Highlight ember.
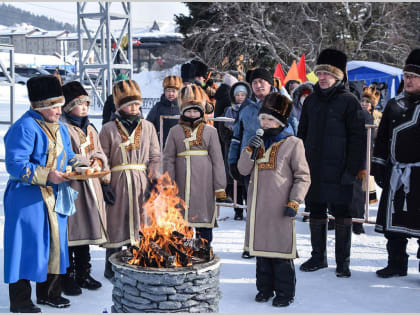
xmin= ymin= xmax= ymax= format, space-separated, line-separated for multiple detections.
xmin=126 ymin=173 xmax=213 ymax=268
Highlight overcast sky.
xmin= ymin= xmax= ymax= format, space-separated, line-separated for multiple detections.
xmin=6 ymin=2 xmax=189 ymax=30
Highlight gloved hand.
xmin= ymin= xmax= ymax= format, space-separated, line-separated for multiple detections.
xmin=284 ymin=207 xmax=297 ymax=217
xmin=101 ymin=183 xmax=115 ymax=205
xmin=144 ymin=178 xmax=159 ymax=201
xmin=229 ymin=163 xmax=241 ymax=181
xmin=247 ymin=135 xmax=263 ymax=150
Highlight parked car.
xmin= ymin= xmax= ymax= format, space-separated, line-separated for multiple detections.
xmin=44 ymin=68 xmax=77 ymax=84
xmin=13 ymin=66 xmax=51 ymax=78
xmin=0 ymin=72 xmax=29 ymax=85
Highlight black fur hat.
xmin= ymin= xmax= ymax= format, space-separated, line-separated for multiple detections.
xmin=191 ymin=59 xmax=208 ymax=78
xmin=245 ymin=69 xmax=254 ymax=84
xmin=259 ymin=92 xmax=293 ymax=127
xmin=249 ymin=68 xmax=274 ymax=86
xmin=181 ymin=63 xmax=196 ymax=83
xmin=404 ymin=48 xmax=420 ymax=76
xmin=27 ymin=75 xmax=64 ymax=110
xmin=62 ymin=81 xmax=90 ymax=113
xmin=314 ymin=48 xmax=347 ymax=81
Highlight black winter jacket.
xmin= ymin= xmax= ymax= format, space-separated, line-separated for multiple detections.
xmin=146 ymin=94 xmax=180 ymax=147
xmin=297 ymin=82 xmax=366 ymax=204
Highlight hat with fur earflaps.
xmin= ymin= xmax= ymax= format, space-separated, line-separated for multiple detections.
xmin=163 ymin=75 xmax=183 ymax=90
xmin=27 ymin=75 xmax=65 ymax=110
xmin=258 ymin=93 xmax=293 ymax=128
xmin=362 ymin=85 xmax=381 ymax=108
xmin=178 ymin=84 xmax=207 ymax=115
xmin=404 ymin=48 xmax=420 ymax=77
xmin=181 ymin=63 xmax=196 ymax=83
xmin=191 ymin=59 xmax=208 ymax=78
xmin=62 ymin=81 xmax=90 ymax=113
xmin=314 ymin=48 xmax=347 ymax=81
xmin=113 ymin=80 xmax=142 ymax=110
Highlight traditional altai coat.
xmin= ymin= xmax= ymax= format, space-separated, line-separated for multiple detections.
xmin=238 ymin=136 xmax=310 ymax=258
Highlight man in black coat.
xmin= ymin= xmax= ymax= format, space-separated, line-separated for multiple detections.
xmin=372 ymin=48 xmax=420 ymax=278
xmin=297 ymin=48 xmax=366 ymax=278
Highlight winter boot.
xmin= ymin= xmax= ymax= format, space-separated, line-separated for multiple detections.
xmin=76 ymin=268 xmax=102 ymax=290
xmin=376 ymin=238 xmax=408 ymax=278
xmin=9 ymin=280 xmax=41 ymax=313
xmin=352 ymin=222 xmax=365 ymax=235
xmin=335 ymin=218 xmax=352 ymax=278
xmin=104 ymin=247 xmax=121 ymax=280
xmin=300 ymin=219 xmax=328 ymax=272
xmin=36 ymin=274 xmax=70 ymax=308
xmin=62 ymin=269 xmax=82 ymax=296
xmin=234 ymin=209 xmax=244 ymax=220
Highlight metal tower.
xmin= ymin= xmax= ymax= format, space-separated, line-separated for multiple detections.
xmin=77 ymin=2 xmax=133 ymax=108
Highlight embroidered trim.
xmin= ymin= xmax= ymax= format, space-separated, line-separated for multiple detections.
xmin=115 ymin=119 xmax=142 ymax=151
xmin=183 ymin=123 xmax=205 ymax=147
xmin=372 ymin=156 xmax=387 ymax=165
xmin=72 ymin=126 xmax=95 ymax=154
xmin=258 ymin=141 xmax=282 ymax=170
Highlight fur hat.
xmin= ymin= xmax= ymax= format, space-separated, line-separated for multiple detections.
xmin=230 ymin=81 xmax=251 ymax=103
xmin=27 ymin=75 xmax=65 ymax=110
xmin=249 ymin=68 xmax=274 ymax=86
xmin=245 ymin=69 xmax=254 ymax=84
xmin=314 ymin=48 xmax=347 ymax=81
xmin=113 ymin=79 xmax=142 ymax=110
xmin=258 ymin=93 xmax=293 ymax=127
xmin=62 ymin=81 xmax=90 ymax=113
xmin=403 ymin=48 xmax=420 ymax=77
xmin=163 ymin=75 xmax=182 ymax=90
xmin=178 ymin=84 xmax=207 ymax=115
xmin=191 ymin=60 xmax=208 ymax=78
xmin=181 ymin=63 xmax=196 ymax=83
xmin=362 ymin=85 xmax=381 ymax=108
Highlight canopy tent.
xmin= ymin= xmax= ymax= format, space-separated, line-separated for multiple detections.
xmin=347 ymin=61 xmax=403 ymax=99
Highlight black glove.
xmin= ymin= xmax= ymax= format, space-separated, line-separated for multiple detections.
xmin=247 ymin=135 xmax=263 ymax=150
xmin=284 ymin=207 xmax=297 ymax=217
xmin=101 ymin=183 xmax=115 ymax=205
xmin=144 ymin=178 xmax=159 ymax=201
xmin=229 ymin=163 xmax=241 ymax=181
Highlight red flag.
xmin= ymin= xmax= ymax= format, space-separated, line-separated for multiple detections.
xmin=284 ymin=60 xmax=300 ymax=84
xmin=297 ymin=53 xmax=307 ymax=82
xmin=273 ymin=63 xmax=286 ymax=84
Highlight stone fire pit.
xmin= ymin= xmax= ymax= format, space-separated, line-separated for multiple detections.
xmin=109 ymin=252 xmax=221 ymax=313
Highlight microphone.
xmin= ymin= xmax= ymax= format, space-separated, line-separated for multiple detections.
xmin=251 ymin=128 xmax=264 ymax=161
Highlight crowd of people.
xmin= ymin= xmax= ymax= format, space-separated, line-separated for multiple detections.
xmin=3 ymin=47 xmax=420 ymax=312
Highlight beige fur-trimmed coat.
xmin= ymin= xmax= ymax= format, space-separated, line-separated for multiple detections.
xmin=238 ymin=136 xmax=310 ymax=258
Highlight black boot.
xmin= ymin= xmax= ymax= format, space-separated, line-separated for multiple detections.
xmin=376 ymin=238 xmax=408 ymax=278
xmin=62 ymin=269 xmax=82 ymax=296
xmin=105 ymin=247 xmax=121 ymax=280
xmin=234 ymin=209 xmax=244 ymax=220
xmin=74 ymin=245 xmax=102 ymax=290
xmin=335 ymin=218 xmax=352 ymax=278
xmin=352 ymin=222 xmax=365 ymax=235
xmin=9 ymin=280 xmax=41 ymax=313
xmin=36 ymin=274 xmax=70 ymax=308
xmin=300 ymin=219 xmax=328 ymax=272
xmin=76 ymin=267 xmax=102 ymax=290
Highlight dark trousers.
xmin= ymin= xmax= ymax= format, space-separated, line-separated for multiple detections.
xmin=256 ymin=257 xmax=296 ymax=298
xmin=196 ymin=228 xmax=213 ymax=245
xmin=307 ymin=202 xmax=352 ymax=220
xmin=105 ymin=247 xmax=122 ymax=276
xmin=68 ymin=245 xmax=90 ymax=275
xmin=226 ymin=182 xmax=246 ymax=215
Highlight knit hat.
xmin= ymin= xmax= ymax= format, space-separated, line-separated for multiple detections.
xmin=191 ymin=60 xmax=208 ymax=78
xmin=362 ymin=85 xmax=381 ymax=108
xmin=230 ymin=81 xmax=251 ymax=102
xmin=113 ymin=79 xmax=142 ymax=110
xmin=27 ymin=75 xmax=65 ymax=110
xmin=249 ymin=68 xmax=274 ymax=86
xmin=62 ymin=81 xmax=90 ymax=113
xmin=163 ymin=75 xmax=182 ymax=90
xmin=314 ymin=48 xmax=347 ymax=81
xmin=178 ymin=84 xmax=207 ymax=115
xmin=223 ymin=73 xmax=238 ymax=87
xmin=181 ymin=63 xmax=196 ymax=83
xmin=115 ymin=73 xmax=128 ymax=83
xmin=258 ymin=93 xmax=293 ymax=127
xmin=403 ymin=48 xmax=420 ymax=77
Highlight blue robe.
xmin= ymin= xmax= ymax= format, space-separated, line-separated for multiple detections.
xmin=3 ymin=109 xmax=76 ymax=284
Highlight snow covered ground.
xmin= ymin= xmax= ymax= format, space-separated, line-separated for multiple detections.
xmin=0 ymin=80 xmax=419 ymax=313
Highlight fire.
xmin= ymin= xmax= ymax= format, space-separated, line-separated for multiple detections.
xmin=127 ymin=173 xmax=212 ymax=268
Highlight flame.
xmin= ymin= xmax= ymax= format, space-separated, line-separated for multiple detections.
xmin=128 ymin=172 xmax=195 ymax=267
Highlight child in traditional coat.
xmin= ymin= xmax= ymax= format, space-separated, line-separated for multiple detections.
xmin=163 ymin=84 xmax=227 ymax=245
xmin=60 ymin=81 xmax=109 ymax=295
xmin=238 ymin=93 xmax=310 ymax=307
xmin=99 ymin=79 xmax=161 ymax=279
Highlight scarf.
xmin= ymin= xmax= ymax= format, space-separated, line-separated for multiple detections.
xmin=64 ymin=113 xmax=90 ymax=135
